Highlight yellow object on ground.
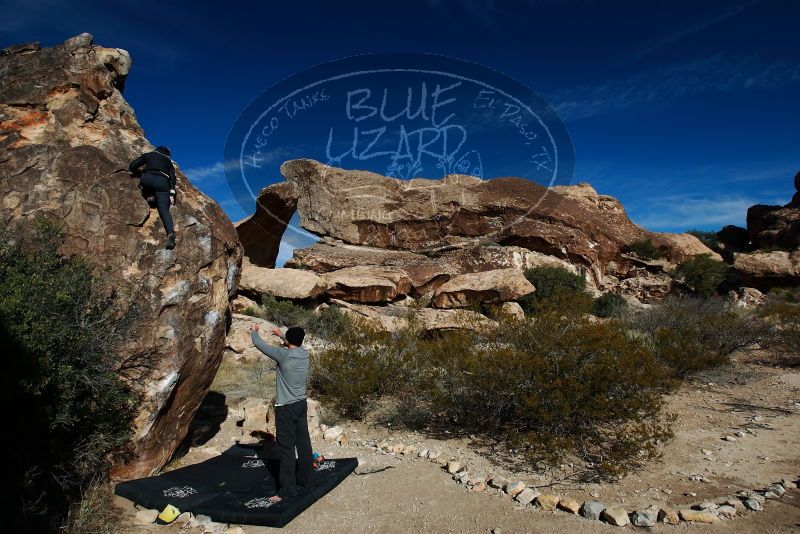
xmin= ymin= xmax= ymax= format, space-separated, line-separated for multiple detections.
xmin=157 ymin=504 xmax=181 ymax=523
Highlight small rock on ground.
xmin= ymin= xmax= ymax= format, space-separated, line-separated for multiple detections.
xmin=505 ymin=481 xmax=526 ymax=497
xmin=557 ymin=497 xmax=581 ymax=514
xmin=579 ymin=500 xmax=605 ymax=521
xmin=535 ymin=494 xmax=560 ymax=511
xmin=631 ymin=507 xmax=658 ymax=527
xmin=323 ymin=426 xmax=344 ymax=440
xmin=134 ymin=509 xmax=159 ymax=526
xmin=744 ymin=498 xmax=763 ymax=511
xmin=601 ymin=506 xmax=630 ymax=526
xmin=515 ymin=487 xmax=540 ymax=505
xmin=679 ymin=509 xmax=720 ymax=523
xmin=717 ymin=505 xmax=737 ymax=518
xmin=658 ymin=508 xmax=681 ymax=525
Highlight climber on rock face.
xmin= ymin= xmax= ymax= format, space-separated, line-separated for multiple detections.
xmin=128 ymin=146 xmax=177 ymax=250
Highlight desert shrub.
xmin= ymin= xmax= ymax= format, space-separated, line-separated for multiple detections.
xmin=592 ymin=293 xmax=628 ymax=318
xmin=672 ymin=254 xmax=726 ymax=297
xmin=623 ymin=238 xmax=663 ymax=260
xmin=759 ymin=291 xmax=800 ymax=365
xmin=307 ymin=305 xmax=351 ymax=340
xmin=310 ymin=320 xmax=422 ymax=418
xmin=0 ymin=221 xmax=141 ymax=532
xmin=687 ymin=229 xmax=720 ymax=249
xmin=629 ymin=296 xmax=763 ymax=377
xmin=64 ymin=482 xmax=123 ymax=534
xmin=432 ymin=315 xmax=670 ymax=480
xmin=258 ymin=295 xmax=314 ymax=327
xmin=312 ymin=311 xmax=671 ymax=481
xmin=257 ymin=296 xmax=350 ymax=340
xmin=519 ymin=266 xmax=592 ymax=314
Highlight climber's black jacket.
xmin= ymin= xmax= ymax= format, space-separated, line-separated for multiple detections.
xmin=129 ymin=150 xmax=176 ymax=198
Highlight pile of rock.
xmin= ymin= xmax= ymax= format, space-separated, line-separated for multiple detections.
xmin=233 ymin=159 xmax=721 ymax=332
xmin=415 ymin=445 xmax=799 ymax=528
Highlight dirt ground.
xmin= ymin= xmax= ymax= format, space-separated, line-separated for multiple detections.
xmin=117 ymin=354 xmax=800 ymax=533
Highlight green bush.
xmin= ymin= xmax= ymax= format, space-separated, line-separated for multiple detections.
xmin=257 ymin=296 xmax=350 ymax=340
xmin=592 ymin=293 xmax=628 ymax=318
xmin=258 ymin=295 xmax=314 ymax=327
xmin=0 ymin=221 xmax=140 ymax=532
xmin=519 ymin=266 xmax=592 ymax=315
xmin=310 ymin=320 xmax=423 ymax=418
xmin=623 ymin=238 xmax=664 ymax=260
xmin=687 ymin=229 xmax=720 ymax=249
xmin=759 ymin=291 xmax=800 ymax=366
xmin=672 ymin=254 xmax=726 ymax=297
xmin=629 ymin=296 xmax=763 ymax=377
xmin=312 ymin=312 xmax=672 ymax=481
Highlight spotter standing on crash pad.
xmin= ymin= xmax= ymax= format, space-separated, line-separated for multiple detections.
xmin=250 ymin=322 xmax=313 ymax=503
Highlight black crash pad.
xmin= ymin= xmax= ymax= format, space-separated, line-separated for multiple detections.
xmin=115 ymin=447 xmax=358 ymax=528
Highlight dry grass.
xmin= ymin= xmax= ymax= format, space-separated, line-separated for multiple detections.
xmin=210 ymin=355 xmax=276 ymax=401
xmin=64 ymin=482 xmax=123 ymax=534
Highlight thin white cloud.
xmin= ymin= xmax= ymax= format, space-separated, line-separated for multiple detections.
xmin=625 ymin=0 xmax=760 ymax=64
xmin=550 ymin=54 xmax=800 ymax=120
xmin=183 ymin=160 xmax=240 ymax=182
xmin=629 ymin=193 xmax=786 ymax=231
xmin=183 ymin=148 xmax=293 ymax=183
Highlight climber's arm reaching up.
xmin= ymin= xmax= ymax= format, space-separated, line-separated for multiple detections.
xmin=250 ymin=324 xmax=288 ymax=364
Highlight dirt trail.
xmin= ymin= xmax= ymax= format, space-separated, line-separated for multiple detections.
xmin=118 ymin=356 xmax=800 ymax=533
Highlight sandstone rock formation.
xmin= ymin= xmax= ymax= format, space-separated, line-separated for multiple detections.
xmin=246 ymin=160 xmax=714 ymax=276
xmin=733 ymin=250 xmax=800 ymax=286
xmin=239 ymin=259 xmax=325 ymax=300
xmin=330 ymin=299 xmax=497 ymax=333
xmin=431 ymin=268 xmax=535 ymax=308
xmin=745 ymin=171 xmax=800 ymax=250
xmin=0 ymin=35 xmax=242 ymax=478
xmin=730 ymin=172 xmax=800 ymax=288
xmin=236 ymin=159 xmax=718 ymax=315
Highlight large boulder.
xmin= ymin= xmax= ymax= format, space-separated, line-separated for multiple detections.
xmin=431 ymin=268 xmax=535 ymax=308
xmin=329 ymin=299 xmax=497 ymax=333
xmin=239 ymin=259 xmax=326 ymax=300
xmin=224 ymin=314 xmax=282 ymax=363
xmin=323 ymin=266 xmax=413 ymax=303
xmin=236 ymin=182 xmax=297 ymax=268
xmin=747 ymin=204 xmax=800 ymax=250
xmin=248 ymin=159 xmax=716 ymax=285
xmin=612 ymin=269 xmax=675 ymax=303
xmin=745 ymin=171 xmax=800 ymax=250
xmin=733 ymin=250 xmax=800 ymax=287
xmin=286 ymin=239 xmax=429 ymax=272
xmin=0 ymin=35 xmax=242 ymax=478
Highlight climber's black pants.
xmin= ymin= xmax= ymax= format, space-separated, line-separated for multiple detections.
xmin=139 ymin=172 xmax=174 ymax=236
xmin=274 ymin=399 xmax=313 ymax=498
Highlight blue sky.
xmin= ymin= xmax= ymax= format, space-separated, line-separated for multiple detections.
xmin=3 ymin=0 xmax=799 ymax=265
